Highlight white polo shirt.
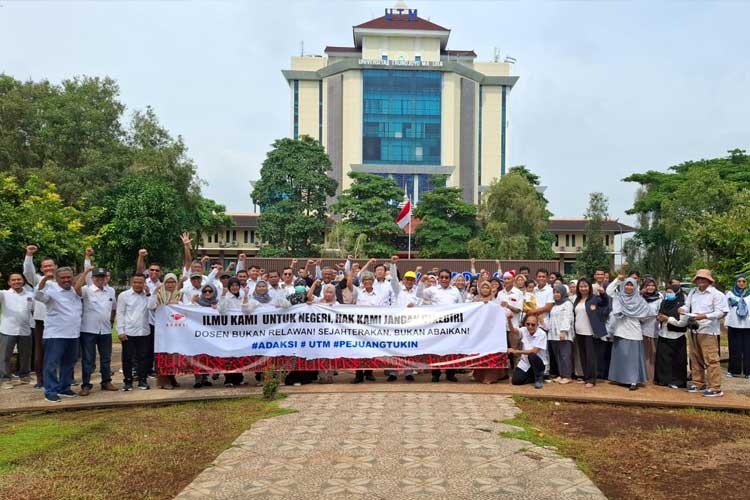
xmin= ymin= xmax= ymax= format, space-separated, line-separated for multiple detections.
xmin=0 ymin=289 xmax=34 ymax=336
xmin=533 ymin=285 xmax=555 ymax=322
xmin=80 ymin=284 xmax=117 ymax=335
xmin=34 ymin=285 xmax=82 ymax=339
xmin=419 ymin=284 xmax=463 ymax=305
xmin=517 ymin=326 xmax=547 ymax=372
xmin=497 ymin=287 xmax=524 ymax=327
xmin=116 ymin=289 xmax=150 ymax=337
xmin=356 ymin=288 xmax=386 ymax=307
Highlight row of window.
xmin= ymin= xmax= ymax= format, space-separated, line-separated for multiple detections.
xmin=381 ymin=55 xmax=422 ymax=62
xmin=554 ymin=234 xmax=612 ymax=247
xmin=206 ymin=230 xmax=257 ymax=245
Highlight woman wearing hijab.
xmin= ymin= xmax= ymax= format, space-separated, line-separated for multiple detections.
xmin=544 ymin=284 xmax=574 ymax=384
xmin=725 ymin=274 xmax=750 ymax=378
xmin=192 ymin=283 xmax=219 ymax=388
xmin=608 ymin=276 xmax=650 ymax=390
xmin=218 ymin=278 xmax=246 ymax=387
xmin=472 ymin=281 xmax=510 ymax=384
xmin=149 ymin=273 xmax=184 ymax=390
xmin=639 ymin=277 xmax=662 ymax=382
xmin=655 ymin=284 xmax=688 ymax=388
xmin=454 ymin=274 xmax=469 ymax=302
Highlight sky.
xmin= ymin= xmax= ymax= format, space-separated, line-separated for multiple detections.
xmin=2 ymin=0 xmax=749 ymax=224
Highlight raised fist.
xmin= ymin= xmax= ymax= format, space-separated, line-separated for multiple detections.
xmin=391 ymin=255 xmax=399 ymax=263
xmin=138 ymin=249 xmax=148 ymax=257
xmin=85 ymin=247 xmax=95 ymax=257
xmin=26 ymin=245 xmax=38 ymax=255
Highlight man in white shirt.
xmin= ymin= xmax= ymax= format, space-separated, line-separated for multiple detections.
xmin=351 ymin=271 xmax=384 ymax=384
xmin=23 ymin=244 xmax=57 ymax=388
xmin=530 ymin=268 xmax=555 ymax=325
xmin=0 ymin=272 xmax=34 ymax=388
xmin=34 ymin=267 xmax=82 ymax=403
xmin=75 ymin=267 xmax=117 ymax=395
xmin=117 ymin=274 xmax=152 ymax=391
xmin=417 ymin=268 xmax=463 ymax=382
xmin=682 ymin=269 xmax=729 ymax=397
xmin=497 ymin=272 xmax=524 ymax=328
xmin=385 ymin=260 xmax=420 ymax=383
xmin=267 ymin=270 xmax=292 ymax=301
xmin=372 ymin=262 xmax=397 ymax=306
xmin=508 ymin=314 xmax=547 ymax=389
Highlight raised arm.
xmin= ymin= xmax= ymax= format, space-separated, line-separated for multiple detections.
xmin=180 ymin=232 xmax=193 ymax=273
xmin=136 ymin=248 xmax=147 ymax=276
xmin=470 ymin=258 xmax=477 ymax=276
xmin=24 ymin=245 xmax=41 ymax=287
xmin=389 ymin=256 xmax=400 ymax=297
xmin=83 ymin=247 xmax=95 ymax=286
xmin=74 ymin=267 xmax=93 ymax=296
xmin=33 ymin=275 xmax=52 ymax=302
xmin=307 ymin=279 xmax=321 ymax=303
xmin=237 ymin=253 xmax=247 ymax=272
xmin=495 ymin=259 xmax=502 ymax=277
xmin=359 ymin=258 xmax=375 ymax=275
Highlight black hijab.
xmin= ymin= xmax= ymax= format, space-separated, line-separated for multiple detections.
xmin=658 ymin=284 xmax=684 ymax=318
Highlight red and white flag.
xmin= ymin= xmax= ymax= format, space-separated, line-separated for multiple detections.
xmin=396 ymin=197 xmax=412 ymax=230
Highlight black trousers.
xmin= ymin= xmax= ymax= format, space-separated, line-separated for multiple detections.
xmin=576 ymin=335 xmax=597 ymax=384
xmin=511 ymin=353 xmax=545 ymax=385
xmin=147 ymin=324 xmax=156 ymax=374
xmin=354 ymin=370 xmax=373 ymax=379
xmin=728 ymin=327 xmax=750 ymax=376
xmin=431 ymin=369 xmax=456 ymax=379
xmin=593 ymin=337 xmax=611 ymax=379
xmin=121 ymin=334 xmax=152 ymax=384
xmin=654 ymin=335 xmax=687 ymax=387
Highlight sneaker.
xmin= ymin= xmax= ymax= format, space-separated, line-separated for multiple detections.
xmin=365 ymin=373 xmax=376 ymax=382
xmin=350 ymin=377 xmax=364 ymax=384
xmin=534 ymin=380 xmax=543 ymax=389
xmin=431 ymin=376 xmax=440 ymax=383
xmin=668 ymin=384 xmax=680 ymax=389
xmin=293 ymin=382 xmax=302 ymax=387
xmin=687 ymin=385 xmax=704 ymax=393
xmin=10 ymin=373 xmax=19 ymax=379
xmin=629 ymin=384 xmax=637 ymax=391
xmin=45 ymin=395 xmax=61 ymax=403
xmin=703 ymin=390 xmax=724 ymax=397
xmin=224 ymin=383 xmax=234 ymax=388
xmin=33 ymin=383 xmax=44 ymax=389
xmin=202 ymin=381 xmax=213 ymax=387
xmin=122 ymin=383 xmax=133 ymax=392
xmin=79 ymin=387 xmax=91 ymax=397
xmin=193 ymin=382 xmax=203 ymax=389
xmin=446 ymin=374 xmax=459 ymax=382
xmin=726 ymin=372 xmax=735 ymax=378
xmin=745 ymin=374 xmax=750 ymax=379
xmin=405 ymin=375 xmax=415 ymax=382
xmin=386 ymin=375 xmax=397 ymax=382
xmin=59 ymin=390 xmax=77 ymax=398
xmin=20 ymin=376 xmax=31 ymax=384
xmin=138 ymin=382 xmax=150 ymax=390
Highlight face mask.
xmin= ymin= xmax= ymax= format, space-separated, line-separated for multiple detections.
xmin=294 ymin=286 xmax=306 ymax=294
xmin=665 ymin=292 xmax=676 ymax=301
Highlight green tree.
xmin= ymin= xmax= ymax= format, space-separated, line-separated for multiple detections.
xmin=623 ymin=149 xmax=747 ymax=282
xmin=95 ymin=175 xmax=190 ymax=275
xmin=252 ymin=136 xmax=337 ymax=256
xmin=332 ymin=172 xmax=402 ymax=257
xmin=575 ymin=192 xmax=611 ymax=277
xmin=0 ymin=176 xmax=87 ymax=271
xmin=413 ymin=176 xmax=477 ymax=258
xmin=469 ymin=171 xmax=552 ymax=259
xmin=687 ymin=189 xmax=750 ymax=289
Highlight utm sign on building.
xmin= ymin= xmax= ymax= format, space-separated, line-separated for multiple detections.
xmin=282 ymin=5 xmax=519 ymax=204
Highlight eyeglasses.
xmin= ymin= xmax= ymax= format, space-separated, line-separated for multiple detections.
xmin=149 ymin=268 xmax=160 ymax=272
xmin=202 ymin=290 xmax=213 ymax=294
xmin=283 ymin=272 xmax=292 ymax=275
xmin=524 ymin=322 xmax=537 ymax=327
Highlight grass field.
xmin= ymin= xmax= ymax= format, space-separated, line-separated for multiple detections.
xmin=507 ymin=396 xmax=750 ymax=500
xmin=0 ymin=396 xmax=292 ymax=500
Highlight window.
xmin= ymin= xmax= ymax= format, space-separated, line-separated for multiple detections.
xmin=583 ymin=234 xmax=587 ymax=245
xmin=555 ymin=234 xmax=559 ymax=246
xmin=381 ymin=54 xmax=388 ymax=61
xmin=571 ymin=234 xmax=576 ymax=247
xmin=293 ymin=80 xmax=299 ymax=139
xmin=244 ymin=231 xmax=249 ymax=244
xmin=415 ymin=55 xmax=422 ymax=62
xmin=565 ymin=235 xmax=570 ymax=247
xmin=362 ymin=69 xmax=441 ymax=166
xmin=605 ymin=234 xmax=610 ymax=246
xmin=250 ymin=231 xmax=255 ymax=243
xmin=213 ymin=232 xmax=219 ymax=243
xmin=225 ymin=230 xmax=230 ymax=242
xmin=232 ymin=230 xmax=237 ymax=242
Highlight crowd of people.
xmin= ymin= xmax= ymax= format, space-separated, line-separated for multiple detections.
xmin=1 ymin=232 xmax=748 ymax=403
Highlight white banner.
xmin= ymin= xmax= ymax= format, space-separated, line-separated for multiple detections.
xmin=155 ymin=303 xmax=508 ymax=373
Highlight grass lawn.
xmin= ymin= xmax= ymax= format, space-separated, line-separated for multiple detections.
xmin=0 ymin=396 xmax=292 ymax=500
xmin=505 ymin=396 xmax=750 ymax=500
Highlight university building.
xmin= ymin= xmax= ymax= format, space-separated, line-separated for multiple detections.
xmin=282 ymin=5 xmax=518 ymax=204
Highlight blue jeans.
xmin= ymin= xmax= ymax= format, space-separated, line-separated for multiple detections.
xmin=43 ymin=338 xmax=78 ymax=399
xmin=80 ymin=332 xmax=112 ymax=388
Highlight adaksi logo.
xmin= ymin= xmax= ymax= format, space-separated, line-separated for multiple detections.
xmin=170 ymin=313 xmax=185 ymax=321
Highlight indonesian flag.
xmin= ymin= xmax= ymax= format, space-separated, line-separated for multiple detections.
xmin=396 ymin=196 xmax=412 ymax=230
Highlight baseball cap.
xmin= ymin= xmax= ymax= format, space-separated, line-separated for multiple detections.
xmin=92 ymin=268 xmax=107 ymax=277
xmin=404 ymin=271 xmax=417 ymax=279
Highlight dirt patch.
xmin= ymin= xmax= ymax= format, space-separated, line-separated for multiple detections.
xmin=0 ymin=397 xmax=291 ymax=500
xmin=515 ymin=398 xmax=750 ymax=500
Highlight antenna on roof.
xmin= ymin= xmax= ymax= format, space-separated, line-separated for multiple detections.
xmin=493 ymin=47 xmax=501 ymax=62
xmin=300 ymin=40 xmax=304 ymax=57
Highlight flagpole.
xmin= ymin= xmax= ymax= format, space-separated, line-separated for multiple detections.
xmin=407 ymin=220 xmax=411 ymax=259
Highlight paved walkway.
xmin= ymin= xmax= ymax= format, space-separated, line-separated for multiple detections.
xmin=175 ymin=393 xmax=605 ymax=500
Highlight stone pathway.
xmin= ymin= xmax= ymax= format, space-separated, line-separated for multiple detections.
xmin=176 ymin=393 xmax=605 ymax=500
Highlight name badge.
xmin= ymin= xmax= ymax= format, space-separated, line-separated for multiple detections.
xmin=590 ymin=304 xmax=597 ymax=311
